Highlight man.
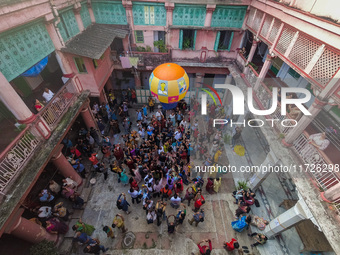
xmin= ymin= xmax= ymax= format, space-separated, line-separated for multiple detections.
xmin=117 ymin=193 xmax=131 ymax=214
xmin=42 ymin=88 xmax=54 ymax=102
xmin=248 ymin=232 xmax=268 ymax=247
xmin=170 ymin=193 xmax=181 ymax=209
xmin=197 ymin=239 xmax=212 ymax=255
xmin=188 ymin=209 xmax=205 ymax=227
xmin=156 ymin=109 xmax=163 ymax=121
xmin=83 ymin=238 xmax=109 ymax=254
xmin=112 ymin=213 xmax=128 ymax=233
xmin=128 ymin=187 xmax=141 ymax=204
xmin=175 ymin=204 xmax=186 ymax=225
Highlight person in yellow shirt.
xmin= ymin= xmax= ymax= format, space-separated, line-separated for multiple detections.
xmin=112 ymin=214 xmax=127 ymax=233
xmin=148 ymin=97 xmax=155 ymax=112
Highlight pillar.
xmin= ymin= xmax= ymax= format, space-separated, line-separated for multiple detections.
xmin=51 ymin=145 xmax=82 ymax=185
xmin=283 ymin=98 xmax=327 ymax=145
xmin=204 ymin=5 xmax=216 ymax=27
xmin=9 ymin=216 xmax=57 ymax=244
xmin=254 ymin=54 xmax=274 ymax=90
xmin=243 ymin=40 xmax=259 ymax=74
xmin=165 ymin=3 xmax=175 ymax=46
xmin=264 ymin=200 xmax=307 ymax=237
xmin=195 ymin=73 xmax=204 ymax=88
xmin=99 ymin=90 xmax=108 ymax=104
xmin=249 ymin=150 xmax=280 ymax=190
xmin=321 ymin=183 xmax=340 ymax=203
xmin=87 ymin=2 xmax=96 ymax=23
xmin=123 ymin=1 xmax=134 ymax=33
xmin=0 ymin=72 xmax=36 ymax=124
xmin=44 ymin=13 xmax=63 ymax=50
xmin=134 ymin=71 xmax=142 ymax=89
xmin=73 ymin=3 xmax=85 ymax=32
xmin=222 ymin=74 xmax=233 ymax=107
xmin=81 ymin=107 xmax=97 ymax=130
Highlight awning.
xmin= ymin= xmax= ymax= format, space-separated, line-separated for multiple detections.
xmin=61 ymin=24 xmax=128 ymax=59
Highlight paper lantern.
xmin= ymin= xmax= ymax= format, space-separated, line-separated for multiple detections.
xmin=149 ymin=63 xmax=189 ymax=109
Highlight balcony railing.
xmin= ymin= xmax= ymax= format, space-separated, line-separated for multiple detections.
xmin=292 ymin=132 xmax=340 ymax=212
xmin=0 ymin=126 xmax=41 ymax=193
xmin=245 ymin=64 xmax=258 ymax=87
xmin=39 ymin=80 xmax=77 ymax=130
xmin=130 ymin=51 xmax=171 ymax=68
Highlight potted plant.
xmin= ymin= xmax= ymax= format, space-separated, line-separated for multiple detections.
xmin=223 ymin=134 xmax=231 ymax=144
xmin=237 ymin=180 xmax=249 ymax=190
xmin=153 ymin=40 xmax=167 ymax=53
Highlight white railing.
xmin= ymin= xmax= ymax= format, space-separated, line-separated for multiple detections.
xmin=40 ymin=81 xmax=77 ymax=130
xmin=293 ymin=133 xmax=340 ymax=212
xmin=0 ymin=127 xmax=41 ymax=193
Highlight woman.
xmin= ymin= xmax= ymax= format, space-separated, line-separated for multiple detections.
xmin=132 ymin=168 xmax=142 ymax=183
xmin=72 ymin=218 xmax=95 ymax=236
xmin=34 ymin=99 xmax=44 ymax=112
xmin=213 ymin=178 xmax=222 ymax=193
xmin=251 ymin=215 xmax=269 ymax=231
xmin=119 ymin=168 xmax=129 ymax=186
xmin=231 ymin=215 xmax=251 ymax=232
xmin=46 ymin=218 xmax=69 ymax=234
xmin=206 ymin=178 xmax=215 ymax=194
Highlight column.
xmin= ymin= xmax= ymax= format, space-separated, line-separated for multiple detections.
xmin=249 ymin=150 xmax=280 ymax=190
xmin=99 ymin=90 xmax=108 ymax=104
xmin=264 ymin=200 xmax=307 ymax=237
xmin=0 ymin=72 xmax=36 ymax=124
xmin=243 ymin=40 xmax=259 ymax=74
xmin=321 ymin=183 xmax=340 ymax=203
xmin=81 ymin=106 xmax=97 ymax=130
xmin=44 ymin=13 xmax=63 ymax=50
xmin=204 ymin=5 xmax=216 ymax=27
xmin=123 ymin=1 xmax=134 ymax=31
xmin=222 ymin=74 xmax=233 ymax=106
xmin=165 ymin=3 xmax=175 ymax=47
xmin=195 ymin=73 xmax=204 ymax=88
xmin=73 ymin=3 xmax=85 ymax=32
xmin=254 ymin=54 xmax=274 ymax=90
xmin=87 ymin=2 xmax=96 ymax=23
xmin=134 ymin=71 xmax=142 ymax=89
xmin=51 ymin=145 xmax=82 ymax=185
xmin=283 ymin=97 xmax=327 ymax=146
xmin=8 ymin=216 xmax=57 ymax=244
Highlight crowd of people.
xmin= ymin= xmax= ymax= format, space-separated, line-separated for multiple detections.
xmin=26 ymin=87 xmax=271 ymax=254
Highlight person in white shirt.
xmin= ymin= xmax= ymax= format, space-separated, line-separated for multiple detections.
xmin=128 ymin=188 xmax=141 ymax=204
xmin=156 ymin=109 xmax=163 ymax=121
xmin=174 ymin=129 xmax=182 ymax=141
xmin=42 ymin=88 xmax=54 ymax=102
xmin=170 ymin=194 xmax=181 ymax=209
xmin=180 ymin=119 xmax=188 ymax=130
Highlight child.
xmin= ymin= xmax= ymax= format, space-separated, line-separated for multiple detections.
xmin=103 ymin=226 xmax=115 ymax=239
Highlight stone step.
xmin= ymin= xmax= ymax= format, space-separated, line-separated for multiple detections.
xmin=71 ymin=208 xmax=83 ymax=219
xmin=65 ymin=219 xmax=78 ymax=238
xmin=81 ymin=187 xmax=92 ymax=203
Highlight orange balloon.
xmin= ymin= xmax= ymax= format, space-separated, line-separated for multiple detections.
xmin=152 ymin=63 xmax=185 ymax=81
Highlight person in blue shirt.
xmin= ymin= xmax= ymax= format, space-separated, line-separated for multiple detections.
xmin=39 ymin=189 xmax=54 ymax=203
xmin=117 ymin=193 xmax=131 ymax=214
xmin=71 ymin=159 xmax=86 ymax=178
xmin=142 ymin=105 xmax=148 ymax=117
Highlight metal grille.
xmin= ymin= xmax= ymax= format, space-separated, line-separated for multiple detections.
xmin=260 ymin=15 xmax=273 ymax=39
xmin=60 ymin=8 xmax=80 ymax=40
xmin=173 ymin=4 xmax=206 ymax=26
xmin=80 ymin=3 xmax=92 ymax=28
xmin=0 ymin=129 xmax=41 ymax=192
xmin=246 ymin=8 xmax=256 ymax=28
xmin=0 ymin=22 xmax=55 ymax=82
xmin=275 ymin=26 xmax=296 ymax=55
xmin=92 ymin=2 xmax=127 ymax=25
xmin=268 ymin=18 xmax=281 ymax=43
xmin=288 ymin=34 xmax=320 ymax=70
xmin=132 ymin=3 xmax=166 ymax=26
xmin=309 ymin=48 xmax=340 ymax=87
xmin=211 ymin=6 xmax=247 ymax=28
xmin=251 ymin=10 xmax=264 ymax=32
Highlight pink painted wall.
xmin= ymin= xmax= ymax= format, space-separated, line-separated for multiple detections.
xmin=67 ymin=48 xmax=113 ymax=96
xmin=135 ymin=30 xmax=155 ymax=51
xmin=195 ymin=30 xmax=216 ymax=50
xmin=169 ymin=29 xmax=180 ymax=49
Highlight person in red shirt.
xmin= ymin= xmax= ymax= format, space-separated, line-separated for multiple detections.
xmin=197 ymin=239 xmax=212 ymax=255
xmin=223 ymin=238 xmax=239 ymax=251
xmin=70 ymin=146 xmax=81 ymax=159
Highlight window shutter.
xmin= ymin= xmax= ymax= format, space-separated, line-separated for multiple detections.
xmin=228 ymin=32 xmax=234 ymax=51
xmin=214 ymin=31 xmax=221 ymax=51
xmin=179 ymin=29 xmax=183 ymax=50
xmin=193 ymin=30 xmax=197 ymax=50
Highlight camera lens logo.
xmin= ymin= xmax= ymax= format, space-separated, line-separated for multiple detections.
xmin=200 ymin=84 xmax=223 ymax=115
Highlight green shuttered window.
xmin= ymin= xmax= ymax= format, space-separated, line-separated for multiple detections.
xmin=0 ymin=21 xmax=55 ymax=81
xmin=135 ymin=31 xmax=144 ymax=43
xmin=58 ymin=8 xmax=80 ymax=42
xmin=80 ymin=3 xmax=92 ymax=28
xmin=179 ymin=30 xmax=197 ymax=50
xmin=92 ymin=1 xmax=127 ymax=25
xmin=214 ymin=31 xmax=234 ymax=51
xmin=211 ymin=6 xmax=247 ymax=28
xmin=173 ymin=4 xmax=206 ymax=26
xmin=132 ymin=2 xmax=166 ymax=26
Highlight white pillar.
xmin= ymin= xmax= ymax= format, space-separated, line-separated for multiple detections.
xmin=249 ymin=150 xmax=280 ymax=190
xmin=264 ymin=200 xmax=307 ymax=237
